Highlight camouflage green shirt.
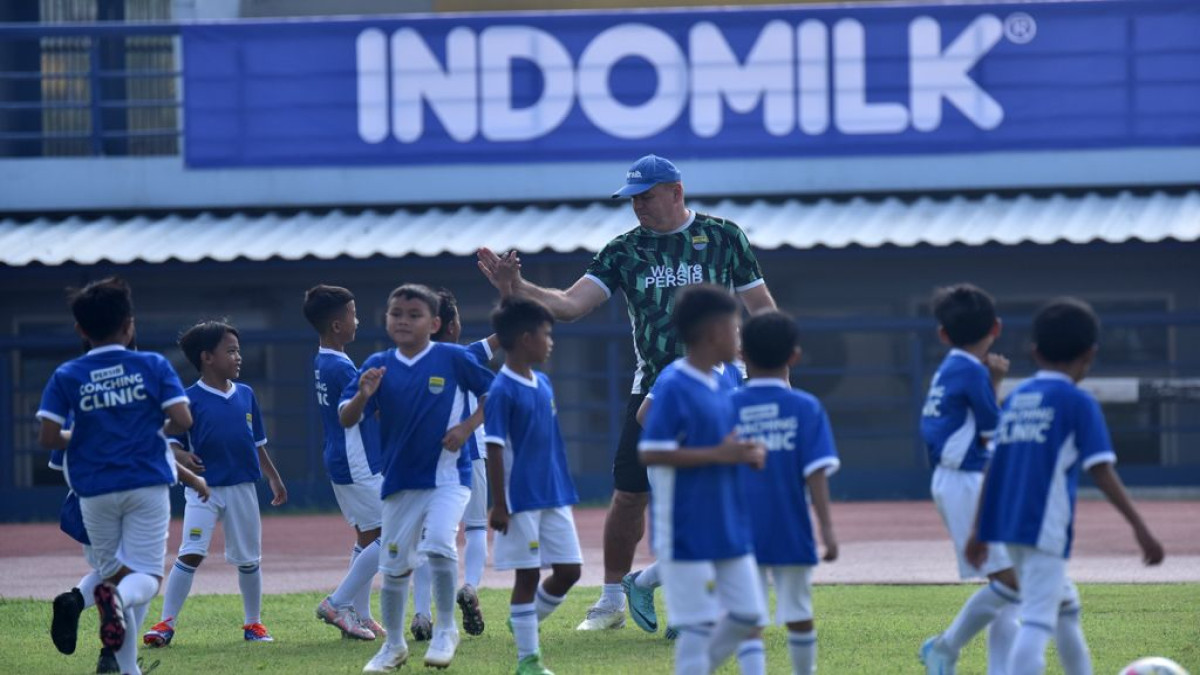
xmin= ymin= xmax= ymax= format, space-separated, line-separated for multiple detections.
xmin=584 ymin=211 xmax=764 ymax=394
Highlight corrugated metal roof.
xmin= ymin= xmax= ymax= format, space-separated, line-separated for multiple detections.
xmin=1 ymin=191 xmax=1197 ymax=267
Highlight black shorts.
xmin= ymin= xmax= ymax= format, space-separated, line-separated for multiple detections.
xmin=612 ymin=392 xmax=650 ymax=493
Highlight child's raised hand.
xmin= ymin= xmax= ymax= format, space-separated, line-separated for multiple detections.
xmin=1136 ymin=527 xmax=1165 ymax=566
xmin=269 ymin=477 xmax=288 ymax=506
xmin=985 ymin=353 xmax=1010 ymax=383
xmin=359 ymin=366 xmax=386 ymax=397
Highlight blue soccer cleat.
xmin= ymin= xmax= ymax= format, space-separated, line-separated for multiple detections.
xmin=622 ymin=571 xmax=658 ymax=633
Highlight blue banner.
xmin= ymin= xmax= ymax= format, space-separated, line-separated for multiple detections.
xmin=182 ymin=0 xmax=1200 ymax=168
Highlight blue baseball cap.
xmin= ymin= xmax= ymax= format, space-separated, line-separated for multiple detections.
xmin=611 ymin=154 xmax=682 ymax=198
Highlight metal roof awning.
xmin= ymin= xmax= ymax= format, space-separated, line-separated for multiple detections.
xmin=1 ymin=191 xmax=1197 ymax=267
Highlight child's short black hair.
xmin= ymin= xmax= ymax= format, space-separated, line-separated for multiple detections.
xmin=69 ymin=277 xmax=133 ymax=343
xmin=742 ymin=311 xmax=799 ymax=370
xmin=932 ymin=283 xmax=997 ymax=347
xmin=179 ymin=320 xmax=239 ymax=373
xmin=303 ymin=285 xmax=355 ymax=334
xmin=388 ymin=283 xmax=440 ymax=317
xmin=492 ymin=297 xmax=554 ymax=351
xmin=432 ymin=287 xmax=459 ymax=342
xmin=1033 ymin=297 xmax=1099 ymax=364
xmin=673 ymin=284 xmax=739 ymax=346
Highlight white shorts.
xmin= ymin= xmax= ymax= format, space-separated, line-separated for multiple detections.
xmin=661 ymin=553 xmax=766 ymax=627
xmin=758 ymin=565 xmax=814 ymax=626
xmin=379 ymin=485 xmax=471 ymax=576
xmin=1008 ymin=544 xmax=1081 ymax=632
xmin=493 ymin=506 xmax=583 ymax=571
xmin=177 ymin=482 xmax=262 ymax=566
xmin=932 ymin=466 xmax=1012 ymax=578
xmin=79 ymin=485 xmax=170 ymax=579
xmin=332 ymin=475 xmax=383 ymax=531
xmin=462 ymin=459 xmax=488 ymax=529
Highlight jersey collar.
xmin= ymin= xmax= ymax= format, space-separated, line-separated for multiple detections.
xmin=648 ymin=209 xmax=695 ymax=237
xmin=393 ymin=342 xmax=434 ymax=366
xmin=949 ymin=348 xmax=983 ymax=365
xmin=500 ymin=365 xmax=539 ymax=389
xmin=196 ymin=379 xmax=236 ymax=399
xmin=1033 ymin=370 xmax=1074 ymax=383
xmin=318 ymin=346 xmax=353 ymax=363
xmin=87 ymin=344 xmax=126 ymax=356
xmin=746 ymin=377 xmax=790 ymax=389
xmin=677 ymin=360 xmax=718 ymax=390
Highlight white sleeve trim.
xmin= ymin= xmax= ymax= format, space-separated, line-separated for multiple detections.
xmin=478 ymin=339 xmax=494 ymax=361
xmin=337 ymin=400 xmax=364 ymax=425
xmin=35 ymin=409 xmax=66 ymax=425
xmin=644 ymin=392 xmax=655 ymax=401
xmin=1081 ymin=451 xmax=1117 ymax=471
xmin=804 ymin=456 xmax=841 ymax=478
xmin=255 ymin=439 xmax=269 ymax=448
xmin=161 ymin=395 xmax=190 ymax=409
xmin=167 ymin=438 xmax=185 ymax=448
xmin=638 ymin=440 xmax=678 ymax=452
xmin=48 ymin=460 xmax=64 ymax=471
xmin=582 ymin=274 xmax=613 ymax=299
xmin=483 ymin=435 xmax=506 ymax=448
xmin=734 ymin=278 xmax=766 ymax=293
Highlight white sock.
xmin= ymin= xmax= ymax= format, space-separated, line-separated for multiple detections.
xmin=708 ymin=613 xmax=759 ymax=670
xmin=988 ymin=602 xmax=1020 ymax=675
xmin=737 ymin=638 xmax=767 ymax=675
xmin=77 ymin=571 xmax=102 ymax=609
xmin=353 ymin=542 xmax=380 ymax=620
xmin=600 ymin=583 xmax=625 ymax=610
xmin=380 ymin=573 xmax=411 ymax=649
xmin=132 ymin=601 xmax=150 ymax=636
xmin=1008 ymin=623 xmax=1053 ymax=675
xmin=237 ymin=563 xmax=263 ymax=625
xmin=635 ymin=561 xmax=661 ymax=589
xmin=788 ymin=629 xmax=817 ymax=675
xmin=1055 ymin=605 xmax=1092 ymax=675
xmin=332 ymin=539 xmax=379 ymax=611
xmin=161 ymin=560 xmax=196 ymax=624
xmin=535 ymin=585 xmax=566 ymax=622
xmin=464 ymin=527 xmax=487 ymax=589
xmin=511 ymin=602 xmax=539 ymax=660
xmin=943 ymin=581 xmax=1019 ymax=653
xmin=413 ymin=561 xmax=433 ymax=618
xmin=117 ymin=572 xmax=158 ymax=608
xmin=676 ymin=624 xmax=713 ymax=675
xmin=114 ymin=604 xmax=141 ymax=675
xmin=428 ymin=555 xmax=458 ymax=633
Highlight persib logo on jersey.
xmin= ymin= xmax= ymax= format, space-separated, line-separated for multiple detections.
xmin=428 ymin=376 xmax=446 ymax=395
xmin=691 ymin=234 xmax=709 ymax=251
xmin=645 ymin=263 xmax=704 ymax=290
xmin=246 ymin=412 xmax=254 ymax=431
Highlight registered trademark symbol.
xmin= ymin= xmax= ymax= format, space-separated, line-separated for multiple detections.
xmin=1004 ymin=12 xmax=1036 ymax=44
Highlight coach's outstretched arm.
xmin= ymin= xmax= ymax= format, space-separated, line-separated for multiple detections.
xmin=477 ymin=248 xmax=607 ymax=322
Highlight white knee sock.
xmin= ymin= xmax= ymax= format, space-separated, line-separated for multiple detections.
xmin=1008 ymin=623 xmax=1053 ymax=675
xmin=599 ymin=583 xmax=625 ymax=610
xmin=77 ymin=571 xmax=102 ymax=609
xmin=428 ymin=555 xmax=458 ymax=633
xmin=412 ymin=561 xmax=433 ymax=618
xmin=987 ymin=602 xmax=1020 ymax=675
xmin=1055 ymin=605 xmax=1092 ymax=675
xmin=114 ymin=604 xmax=141 ymax=674
xmin=635 ymin=561 xmax=661 ymax=589
xmin=708 ymin=613 xmax=760 ymax=670
xmin=380 ymin=573 xmax=411 ymax=650
xmin=353 ymin=541 xmax=380 ymax=620
xmin=737 ymin=638 xmax=767 ymax=675
xmin=160 ymin=560 xmax=196 ymax=625
xmin=788 ymin=629 xmax=817 ymax=675
xmin=511 ymin=602 xmax=539 ymax=660
xmin=117 ymin=572 xmax=158 ymax=608
xmin=676 ymin=624 xmax=713 ymax=675
xmin=535 ymin=585 xmax=567 ymax=622
xmin=237 ymin=563 xmax=263 ymax=624
xmin=131 ymin=601 xmax=151 ymax=636
xmin=943 ymin=581 xmax=1019 ymax=653
xmin=464 ymin=527 xmax=487 ymax=589
xmin=332 ymin=539 xmax=379 ymax=611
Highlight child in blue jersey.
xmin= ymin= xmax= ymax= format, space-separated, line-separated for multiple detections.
xmin=967 ymin=298 xmax=1164 ymax=675
xmin=146 ymin=321 xmax=288 ymax=648
xmin=638 ymin=284 xmax=768 ymax=675
xmin=732 ymin=311 xmax=839 ymax=675
xmin=304 ymin=285 xmax=386 ymax=642
xmin=408 ymin=288 xmax=499 ymax=642
xmin=483 ymin=298 xmax=583 ymax=675
xmin=919 ymin=284 xmax=1020 ymax=675
xmin=36 ymin=277 xmax=193 ymax=675
xmin=340 ymin=284 xmax=495 ymax=672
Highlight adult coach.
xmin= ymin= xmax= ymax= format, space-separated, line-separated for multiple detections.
xmin=477 ymin=154 xmax=776 ymax=631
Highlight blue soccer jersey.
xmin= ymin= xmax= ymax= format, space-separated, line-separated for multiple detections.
xmin=646 ymin=359 xmax=742 ymax=402
xmin=315 ymin=348 xmax=382 ymax=485
xmin=36 ymin=345 xmax=188 ymax=498
xmin=733 ymin=379 xmax=840 ymax=566
xmin=461 ymin=339 xmax=493 ymax=462
xmin=639 ymin=360 xmax=749 ymax=562
xmin=978 ymin=371 xmax=1118 ymax=558
xmin=920 ymin=349 xmax=1000 ymax=471
xmin=172 ymin=381 xmax=267 ymax=487
xmin=483 ymin=366 xmax=579 ymax=513
xmin=340 ymin=342 xmax=495 ymax=498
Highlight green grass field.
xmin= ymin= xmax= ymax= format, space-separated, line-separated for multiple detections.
xmin=3 ymin=584 xmax=1197 ymax=674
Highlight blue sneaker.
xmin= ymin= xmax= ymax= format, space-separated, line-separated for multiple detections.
xmin=919 ymin=635 xmax=957 ymax=675
xmin=622 ymin=571 xmax=658 ymax=633
xmin=243 ymin=622 xmax=274 ymax=642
